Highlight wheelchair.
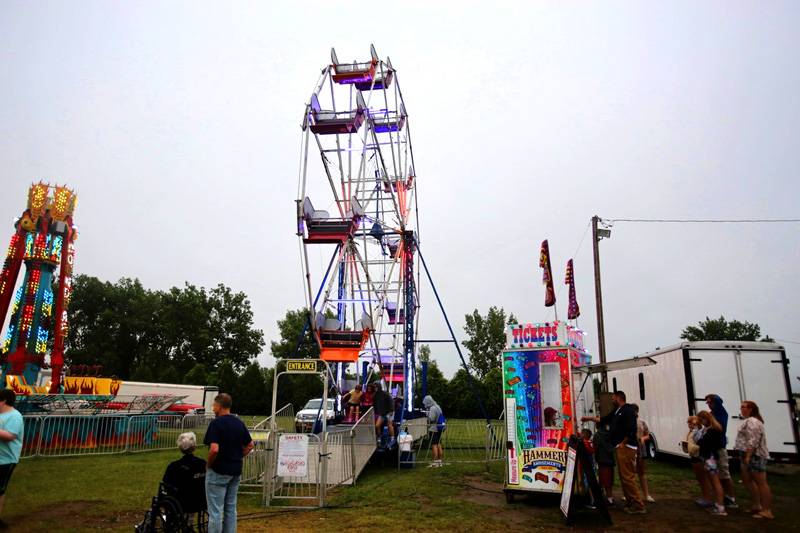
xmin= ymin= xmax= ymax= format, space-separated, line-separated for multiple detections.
xmin=135 ymin=482 xmax=208 ymax=533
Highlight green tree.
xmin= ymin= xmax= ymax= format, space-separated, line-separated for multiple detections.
xmin=418 ymin=344 xmax=431 ymax=363
xmin=130 ymin=364 xmax=155 ymax=382
xmin=481 ymin=366 xmax=503 ymax=419
xmin=66 ymin=275 xmax=265 ymax=378
xmin=159 ymin=366 xmax=180 ymax=384
xmin=183 ymin=363 xmax=209 ymax=385
xmin=158 ymin=283 xmax=265 ymax=373
xmin=67 ymin=275 xmax=162 ymax=379
xmin=269 ymin=309 xmax=325 ymax=411
xmin=270 ymin=308 xmax=319 ymax=361
xmin=681 ymin=316 xmax=767 ymax=342
xmin=216 ymin=359 xmax=238 ymax=395
xmin=463 ymin=307 xmax=514 ymax=379
xmin=418 ymin=357 xmax=447 ymax=401
xmin=444 ymin=369 xmax=484 ymax=419
xmin=235 ymin=362 xmax=268 ymax=415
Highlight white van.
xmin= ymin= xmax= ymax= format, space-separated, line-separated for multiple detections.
xmin=606 ymin=341 xmax=798 ymax=461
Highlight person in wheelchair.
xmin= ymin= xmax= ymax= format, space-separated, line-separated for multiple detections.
xmin=137 ymin=432 xmax=208 ymax=533
xmin=163 ymin=432 xmax=207 ymax=516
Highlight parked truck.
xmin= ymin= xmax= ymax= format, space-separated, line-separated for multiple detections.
xmin=606 ymin=341 xmax=798 ymax=461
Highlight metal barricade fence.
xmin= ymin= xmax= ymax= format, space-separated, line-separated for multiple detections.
xmin=263 ymin=432 xmax=323 ymax=508
xmin=324 ymin=429 xmax=353 ymax=488
xmin=21 ymin=416 xmax=43 ymax=458
xmin=485 ymin=420 xmax=506 ymax=462
xmin=349 ymin=407 xmax=376 ymax=482
xmin=252 ymin=404 xmax=295 ymax=433
xmin=240 ymin=437 xmax=271 ymax=493
xmin=22 ymin=412 xmax=215 ymax=458
xmin=35 ymin=414 xmax=132 ymax=457
xmin=127 ymin=413 xmax=184 ymax=453
xmin=401 ymin=419 xmax=506 ymax=467
xmin=242 ymin=405 xmax=294 ymax=494
xmin=181 ymin=413 xmax=215 ymax=441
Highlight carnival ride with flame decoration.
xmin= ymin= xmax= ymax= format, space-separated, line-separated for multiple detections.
xmin=0 ymin=183 xmax=77 ymax=394
xmin=296 ymin=45 xmax=420 ymax=414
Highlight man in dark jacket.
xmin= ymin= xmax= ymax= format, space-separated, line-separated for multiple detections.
xmin=162 ymin=432 xmax=207 ymax=514
xmin=373 ymin=386 xmax=395 ymax=446
xmin=583 ymin=390 xmax=644 ymax=513
xmin=705 ymin=394 xmax=737 ymax=507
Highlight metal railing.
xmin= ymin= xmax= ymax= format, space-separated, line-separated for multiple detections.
xmin=324 ymin=429 xmax=353 ymax=488
xmin=263 ymin=432 xmax=323 ymax=508
xmin=21 ymin=412 xmax=215 ymax=458
xmin=240 ymin=437 xmax=272 ymax=493
xmin=349 ymin=407 xmax=376 ymax=482
xmin=252 ymin=404 xmax=295 ymax=432
xmin=399 ymin=419 xmax=506 ymax=468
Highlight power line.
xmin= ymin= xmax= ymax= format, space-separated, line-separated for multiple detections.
xmin=606 ymin=218 xmax=800 ymax=224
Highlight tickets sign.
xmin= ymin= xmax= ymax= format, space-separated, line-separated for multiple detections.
xmin=506 ymin=322 xmax=586 ymax=351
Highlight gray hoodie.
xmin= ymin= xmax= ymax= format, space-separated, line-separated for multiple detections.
xmin=423 ymin=395 xmax=443 ymax=433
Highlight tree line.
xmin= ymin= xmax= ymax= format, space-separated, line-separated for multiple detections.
xmin=63 ymin=275 xmax=771 ymax=417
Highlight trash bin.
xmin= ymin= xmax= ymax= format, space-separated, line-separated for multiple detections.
xmin=400 ymin=451 xmax=416 ymax=469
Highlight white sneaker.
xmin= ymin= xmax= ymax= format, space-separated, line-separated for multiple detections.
xmin=646 ymin=495 xmax=656 ymax=503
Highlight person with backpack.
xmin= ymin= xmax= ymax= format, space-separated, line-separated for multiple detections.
xmin=373 ymin=385 xmax=395 ymax=447
xmin=423 ymin=395 xmax=445 ymax=468
xmin=697 ymin=410 xmax=727 ymax=517
xmin=705 ymin=394 xmax=737 ymax=508
xmin=592 ymin=423 xmax=616 ymax=506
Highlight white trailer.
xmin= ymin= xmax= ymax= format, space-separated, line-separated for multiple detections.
xmin=606 ymin=341 xmax=798 ymax=461
xmin=117 ymin=381 xmax=220 ymax=413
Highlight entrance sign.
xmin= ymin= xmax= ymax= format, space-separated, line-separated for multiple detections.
xmin=277 ymin=433 xmax=309 ymax=477
xmin=286 ymin=360 xmax=319 ymax=373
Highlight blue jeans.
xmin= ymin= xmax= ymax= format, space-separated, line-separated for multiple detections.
xmin=205 ymin=469 xmax=240 ymax=533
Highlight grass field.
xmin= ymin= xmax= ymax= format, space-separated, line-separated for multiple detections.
xmin=6 ymin=443 xmax=799 ymax=531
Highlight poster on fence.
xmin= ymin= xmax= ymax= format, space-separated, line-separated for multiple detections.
xmin=277 ymin=433 xmax=309 ymax=477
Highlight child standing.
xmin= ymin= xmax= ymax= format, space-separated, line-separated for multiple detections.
xmin=593 ymin=423 xmax=616 ymax=506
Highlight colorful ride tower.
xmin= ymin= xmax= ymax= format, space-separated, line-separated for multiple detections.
xmin=0 ymin=183 xmax=77 ymax=394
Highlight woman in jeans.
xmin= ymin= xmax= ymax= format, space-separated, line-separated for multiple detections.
xmin=735 ymin=401 xmax=773 ymax=520
xmin=696 ymin=410 xmax=727 ymax=516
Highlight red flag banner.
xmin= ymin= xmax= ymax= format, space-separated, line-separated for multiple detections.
xmin=565 ymin=258 xmax=580 ymax=320
xmin=539 ymin=240 xmax=556 ymax=307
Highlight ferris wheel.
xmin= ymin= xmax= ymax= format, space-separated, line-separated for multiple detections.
xmin=296 ymin=44 xmax=418 ymax=414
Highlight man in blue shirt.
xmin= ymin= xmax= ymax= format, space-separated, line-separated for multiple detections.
xmin=705 ymin=394 xmax=737 ymax=508
xmin=203 ymin=393 xmax=253 ymax=533
xmin=0 ymin=389 xmax=24 ymax=530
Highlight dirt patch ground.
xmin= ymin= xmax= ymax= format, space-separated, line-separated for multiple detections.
xmin=454 ymin=472 xmax=795 ymax=532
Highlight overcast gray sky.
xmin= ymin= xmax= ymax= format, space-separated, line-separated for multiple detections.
xmin=1 ymin=1 xmax=798 ymax=387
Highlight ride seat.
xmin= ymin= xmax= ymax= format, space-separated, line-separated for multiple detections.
xmin=331 ymin=45 xmax=378 ymax=84
xmin=302 ymin=196 xmax=364 ymax=244
xmin=355 ymin=57 xmax=394 ymax=91
xmin=317 ymin=312 xmax=372 ymax=363
xmin=385 ymin=302 xmax=406 ymax=325
xmin=307 ymin=92 xmax=367 ymax=135
xmin=373 ymin=103 xmax=407 ymax=134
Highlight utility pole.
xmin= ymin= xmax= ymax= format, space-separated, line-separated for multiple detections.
xmin=592 ymin=215 xmax=609 ymax=392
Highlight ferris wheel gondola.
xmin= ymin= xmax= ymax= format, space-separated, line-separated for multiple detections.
xmin=296 ymin=44 xmax=419 ymax=415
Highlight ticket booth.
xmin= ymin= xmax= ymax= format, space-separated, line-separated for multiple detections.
xmin=502 ymin=321 xmax=595 ymax=498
